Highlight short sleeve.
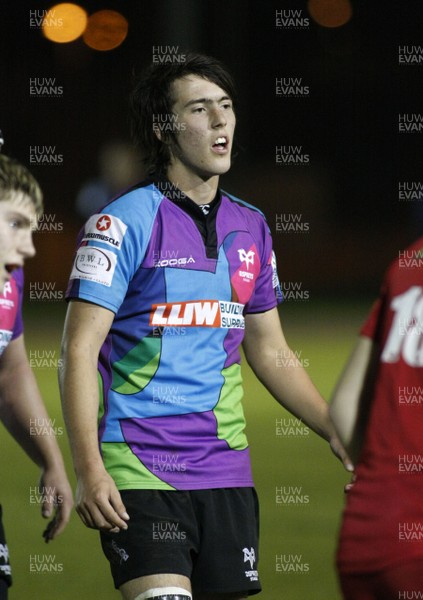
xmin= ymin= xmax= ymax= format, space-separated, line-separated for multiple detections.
xmin=66 ymin=188 xmax=160 ymax=313
xmin=244 ymin=217 xmax=283 ymax=314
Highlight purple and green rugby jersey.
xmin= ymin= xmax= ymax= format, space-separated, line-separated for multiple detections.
xmin=66 ymin=178 xmax=282 ymax=491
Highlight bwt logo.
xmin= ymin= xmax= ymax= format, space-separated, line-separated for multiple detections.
xmin=275 ymin=9 xmax=309 ymax=29
xmin=276 ymin=145 xmax=310 ymax=165
xmin=276 ymin=77 xmax=310 ymax=97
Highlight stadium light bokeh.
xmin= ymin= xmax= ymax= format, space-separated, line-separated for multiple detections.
xmin=42 ymin=4 xmax=128 ymax=51
xmin=307 ymin=0 xmax=353 ymax=28
xmin=42 ymin=3 xmax=87 ymax=43
xmin=83 ymin=10 xmax=129 ymax=51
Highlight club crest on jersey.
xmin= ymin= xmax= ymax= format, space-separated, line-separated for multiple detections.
xmin=82 ymin=213 xmax=127 ymax=250
xmin=238 ymin=248 xmax=255 ymax=270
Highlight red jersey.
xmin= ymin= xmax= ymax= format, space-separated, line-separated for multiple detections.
xmin=337 ymin=238 xmax=423 ymax=574
xmin=0 ymin=269 xmax=24 ymax=356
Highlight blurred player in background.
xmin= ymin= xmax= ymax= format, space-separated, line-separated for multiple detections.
xmin=60 ymin=54 xmax=351 ymax=600
xmin=330 ymin=238 xmax=423 ymax=599
xmin=0 ymin=151 xmax=73 ymax=599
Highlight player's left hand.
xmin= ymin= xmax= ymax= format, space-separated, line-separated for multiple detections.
xmin=38 ymin=465 xmax=74 ymax=543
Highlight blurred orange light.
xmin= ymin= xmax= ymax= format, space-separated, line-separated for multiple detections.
xmin=42 ymin=3 xmax=87 ymax=43
xmin=307 ymin=0 xmax=352 ymax=28
xmin=83 ymin=10 xmax=128 ymax=51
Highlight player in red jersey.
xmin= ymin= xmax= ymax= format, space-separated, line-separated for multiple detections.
xmin=330 ymin=238 xmax=423 ymax=600
xmin=0 ymin=153 xmax=73 ymax=599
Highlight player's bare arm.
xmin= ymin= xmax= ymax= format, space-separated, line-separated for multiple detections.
xmin=0 ymin=334 xmax=73 ymax=541
xmin=243 ymin=308 xmax=353 ymax=471
xmin=59 ymin=300 xmax=129 ymax=533
xmin=329 ymin=335 xmax=380 ymax=465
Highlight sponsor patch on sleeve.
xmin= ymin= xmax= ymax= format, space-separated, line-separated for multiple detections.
xmin=82 ymin=214 xmax=127 ymax=249
xmin=70 ymin=246 xmax=117 ymax=287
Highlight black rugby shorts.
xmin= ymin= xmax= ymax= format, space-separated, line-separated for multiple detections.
xmin=100 ymin=487 xmax=261 ymax=596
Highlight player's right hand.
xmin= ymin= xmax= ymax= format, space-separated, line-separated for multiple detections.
xmin=75 ymin=469 xmax=130 ymax=533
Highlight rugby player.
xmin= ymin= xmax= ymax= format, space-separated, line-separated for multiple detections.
xmin=330 ymin=239 xmax=423 ymax=600
xmin=0 ymin=153 xmax=72 ymax=599
xmin=60 ymin=53 xmax=351 ymax=600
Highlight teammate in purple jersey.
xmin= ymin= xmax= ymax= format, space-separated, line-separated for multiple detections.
xmin=60 ymin=54 xmax=352 ymax=600
xmin=0 ymin=153 xmax=73 ymax=599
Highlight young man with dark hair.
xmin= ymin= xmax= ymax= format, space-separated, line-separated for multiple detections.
xmin=0 ymin=153 xmax=73 ymax=599
xmin=60 ymin=53 xmax=350 ymax=600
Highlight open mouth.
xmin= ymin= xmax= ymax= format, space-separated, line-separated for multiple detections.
xmin=212 ymin=136 xmax=229 ymax=151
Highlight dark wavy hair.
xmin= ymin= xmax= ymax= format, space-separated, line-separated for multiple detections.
xmin=130 ymin=52 xmax=237 ymax=175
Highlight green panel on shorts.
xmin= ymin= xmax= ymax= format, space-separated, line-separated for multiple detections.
xmin=111 ymin=337 xmax=161 ymax=394
xmin=102 ymin=442 xmax=175 ymax=490
xmin=213 ymin=363 xmax=248 ymax=450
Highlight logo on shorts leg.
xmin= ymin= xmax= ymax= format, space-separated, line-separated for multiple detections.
xmin=111 ymin=540 xmax=129 ymax=564
xmin=243 ymin=547 xmax=259 ymax=581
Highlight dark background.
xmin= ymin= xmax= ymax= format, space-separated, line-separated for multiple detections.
xmin=1 ymin=0 xmax=423 ymax=296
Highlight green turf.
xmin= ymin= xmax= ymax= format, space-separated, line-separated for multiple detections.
xmin=1 ymin=298 xmax=370 ymax=599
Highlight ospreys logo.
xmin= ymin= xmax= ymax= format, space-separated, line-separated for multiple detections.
xmin=243 ymin=547 xmax=259 ymax=582
xmin=238 ymin=249 xmax=255 ymax=270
